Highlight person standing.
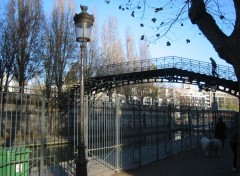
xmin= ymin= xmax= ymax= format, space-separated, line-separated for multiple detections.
xmin=214 ymin=117 xmax=227 ymax=147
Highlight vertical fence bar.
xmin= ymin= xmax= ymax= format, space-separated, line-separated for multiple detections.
xmin=190 ymin=107 xmax=194 ymax=149
xmin=74 ymin=89 xmax=76 ymax=153
xmin=196 ymin=108 xmax=199 ymax=142
xmin=40 ymin=93 xmax=46 ymax=175
xmin=180 ymin=106 xmax=183 ymax=152
xmin=115 ymin=98 xmax=120 ymax=171
xmin=14 ymin=91 xmax=18 ymax=147
xmin=133 ymin=103 xmax=136 ymax=163
xmin=168 ymin=105 xmax=172 ymax=155
xmin=139 ymin=102 xmax=142 ymax=165
xmin=0 ymin=87 xmax=3 ymax=149
xmin=24 ymin=92 xmax=27 ymax=146
xmin=202 ymin=108 xmax=205 ymax=136
xmin=155 ymin=104 xmax=159 ymax=160
xmin=85 ymin=95 xmax=88 ymax=162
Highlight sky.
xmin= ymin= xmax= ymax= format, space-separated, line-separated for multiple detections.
xmin=44 ymin=0 xmax=233 ymax=67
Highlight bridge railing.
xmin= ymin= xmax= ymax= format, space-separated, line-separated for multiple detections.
xmin=92 ymin=56 xmax=237 ymax=81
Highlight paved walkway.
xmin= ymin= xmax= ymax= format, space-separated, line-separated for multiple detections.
xmin=111 ymin=140 xmax=239 ymax=176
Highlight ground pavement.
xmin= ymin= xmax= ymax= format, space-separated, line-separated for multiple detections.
xmin=111 ymin=139 xmax=239 ymax=176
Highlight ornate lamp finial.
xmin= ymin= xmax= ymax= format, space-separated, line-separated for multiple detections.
xmin=80 ymin=5 xmax=88 ymax=13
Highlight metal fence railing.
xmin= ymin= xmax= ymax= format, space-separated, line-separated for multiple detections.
xmin=0 ymin=86 xmax=238 ymax=176
xmin=0 ymin=86 xmax=75 ymax=176
xmin=86 ymin=98 xmax=238 ymax=176
xmin=92 ymin=56 xmax=237 ymax=81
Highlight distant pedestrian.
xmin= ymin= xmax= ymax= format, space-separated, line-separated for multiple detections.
xmin=214 ymin=117 xmax=227 ymax=147
xmin=210 ymin=57 xmax=219 ymax=77
xmin=229 ymin=128 xmax=238 ymax=172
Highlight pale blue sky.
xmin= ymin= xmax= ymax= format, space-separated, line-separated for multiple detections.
xmin=46 ymin=0 xmax=233 ymax=66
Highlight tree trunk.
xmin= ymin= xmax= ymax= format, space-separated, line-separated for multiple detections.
xmin=189 ymin=0 xmax=240 ymax=170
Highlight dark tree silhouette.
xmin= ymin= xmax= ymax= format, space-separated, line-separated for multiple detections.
xmin=5 ymin=0 xmax=45 ymax=92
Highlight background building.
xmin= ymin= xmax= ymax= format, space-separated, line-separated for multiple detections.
xmin=179 ymin=84 xmax=238 ymax=111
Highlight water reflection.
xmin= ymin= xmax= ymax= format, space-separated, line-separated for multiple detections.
xmin=30 ymin=144 xmax=75 ymax=163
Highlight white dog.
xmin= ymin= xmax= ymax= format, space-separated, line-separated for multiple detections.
xmin=200 ymin=137 xmax=222 ymax=157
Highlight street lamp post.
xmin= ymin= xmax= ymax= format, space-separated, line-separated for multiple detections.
xmin=73 ymin=5 xmax=94 ymax=176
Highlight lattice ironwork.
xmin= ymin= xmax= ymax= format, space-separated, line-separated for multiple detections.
xmin=85 ymin=56 xmax=238 ymax=96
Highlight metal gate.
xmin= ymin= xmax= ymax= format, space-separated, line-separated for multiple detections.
xmin=86 ymin=97 xmax=121 ymax=176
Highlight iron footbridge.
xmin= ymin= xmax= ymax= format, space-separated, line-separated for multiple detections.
xmin=84 ymin=56 xmax=238 ymax=96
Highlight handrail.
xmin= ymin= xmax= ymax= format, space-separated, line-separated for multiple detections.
xmin=90 ymin=56 xmax=237 ymax=81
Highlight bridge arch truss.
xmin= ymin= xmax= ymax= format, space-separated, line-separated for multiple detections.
xmin=85 ymin=56 xmax=238 ymax=97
